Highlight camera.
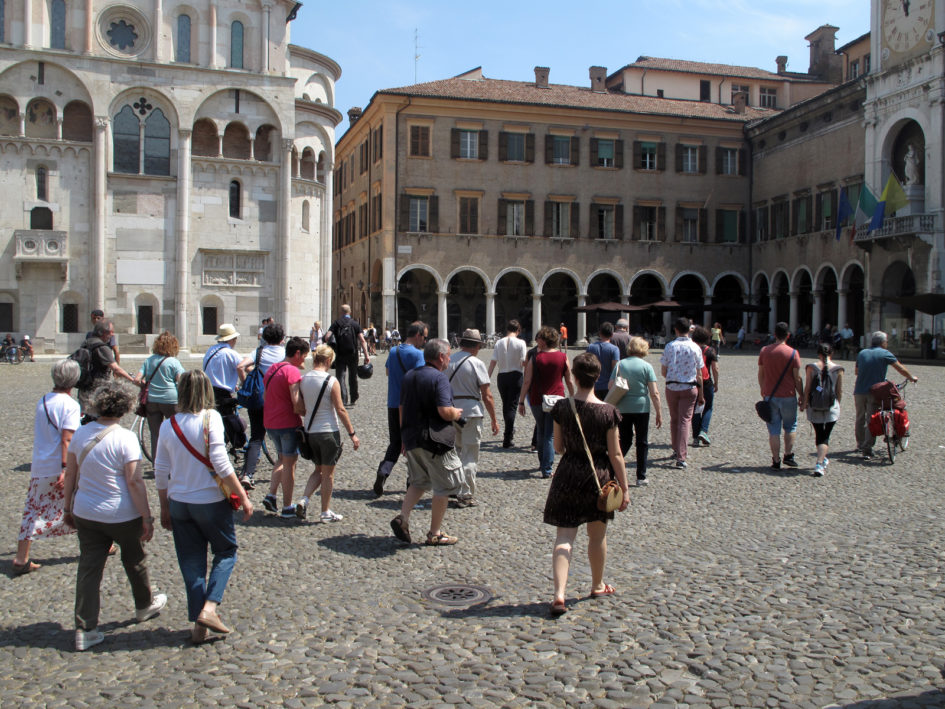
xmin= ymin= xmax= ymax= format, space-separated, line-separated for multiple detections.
xmin=456 ymin=416 xmax=468 ymax=428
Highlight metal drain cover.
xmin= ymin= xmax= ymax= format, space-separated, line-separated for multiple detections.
xmin=422 ymin=583 xmax=492 ymax=607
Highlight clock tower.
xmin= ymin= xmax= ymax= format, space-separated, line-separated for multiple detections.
xmin=880 ymin=0 xmax=936 ymax=64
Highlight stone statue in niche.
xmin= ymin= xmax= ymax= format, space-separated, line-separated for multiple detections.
xmin=903 ymin=144 xmax=921 ymax=186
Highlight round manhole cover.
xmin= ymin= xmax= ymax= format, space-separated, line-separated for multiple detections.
xmin=422 ymin=583 xmax=492 ymax=607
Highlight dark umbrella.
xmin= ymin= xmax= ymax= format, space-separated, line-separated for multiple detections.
xmin=574 ymin=302 xmax=645 ymax=312
xmin=884 ymin=293 xmax=945 ymax=315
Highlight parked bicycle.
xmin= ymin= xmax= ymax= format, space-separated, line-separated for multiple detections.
xmin=868 ymin=379 xmax=911 ymax=464
xmin=1 ymin=343 xmax=25 ymax=364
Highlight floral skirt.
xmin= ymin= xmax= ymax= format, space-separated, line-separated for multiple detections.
xmin=18 ymin=475 xmax=75 ymax=541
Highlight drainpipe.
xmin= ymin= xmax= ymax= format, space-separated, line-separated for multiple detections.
xmin=640 ymin=68 xmax=647 ymax=96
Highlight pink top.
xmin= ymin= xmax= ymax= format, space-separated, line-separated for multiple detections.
xmin=263 ymin=362 xmax=303 ymax=429
xmin=529 ymin=350 xmax=568 ymax=402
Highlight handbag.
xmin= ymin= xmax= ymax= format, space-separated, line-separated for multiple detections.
xmin=297 ymin=376 xmax=332 ymax=461
xmin=755 ymin=349 xmax=796 ymax=423
xmin=542 ymin=394 xmax=563 ymax=412
xmin=603 ymin=373 xmax=629 ymax=406
xmin=170 ymin=413 xmax=242 ymax=510
xmin=567 ymin=397 xmax=624 ymax=513
xmin=69 ymin=424 xmax=121 ymax=516
xmin=135 ymin=356 xmax=168 ymax=417
xmin=420 ymin=419 xmax=456 ymax=456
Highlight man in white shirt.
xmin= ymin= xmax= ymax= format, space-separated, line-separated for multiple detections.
xmin=448 ymin=329 xmax=499 ymax=507
xmin=202 ymin=324 xmax=248 ymax=461
xmin=487 ymin=319 xmax=527 ymax=448
xmin=659 ymin=317 xmax=705 ymax=468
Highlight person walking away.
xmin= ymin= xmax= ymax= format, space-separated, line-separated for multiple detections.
xmin=690 ymin=326 xmax=719 ymax=447
xmin=559 ymin=323 xmax=568 ymax=349
xmin=201 ymin=324 xmax=248 ymax=463
xmin=75 ymin=319 xmax=137 ymax=421
xmin=154 ymin=370 xmax=253 ymax=644
xmin=659 ymin=318 xmax=704 ymax=468
xmin=261 ymin=337 xmax=309 ymax=518
xmin=757 ymin=322 xmax=805 ymax=469
xmin=587 ymin=322 xmax=619 ymax=401
xmin=236 ymin=323 xmax=285 ymax=488
xmin=544 ymin=352 xmax=629 ymax=616
xmin=736 ymin=325 xmax=746 ymax=350
xmin=609 ymin=337 xmax=661 ymax=486
xmin=805 ymin=344 xmax=844 ymax=476
xmin=309 ymin=321 xmax=324 ymax=352
xmin=390 ymin=339 xmax=465 ymax=546
xmin=13 ymin=359 xmax=82 ymax=574
xmin=374 ymin=321 xmax=427 ymax=496
xmin=447 ymin=329 xmax=500 ymax=507
xmin=611 ymin=319 xmax=631 ymax=360
xmin=711 ymin=322 xmax=726 ymax=353
xmin=853 ymin=331 xmax=917 ymax=459
xmin=136 ymin=331 xmax=185 ymax=463
xmin=326 ymin=304 xmax=370 ymax=406
xmin=296 ymin=345 xmax=359 ymax=522
xmin=488 ymin=320 xmax=527 ymax=448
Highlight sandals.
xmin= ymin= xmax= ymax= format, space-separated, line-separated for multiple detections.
xmin=424 ymin=531 xmax=458 ymax=546
xmin=550 ymin=599 xmax=567 ymax=617
xmin=590 ymin=583 xmax=616 ymax=598
xmin=12 ymin=560 xmax=41 ymax=576
xmin=390 ymin=515 xmax=411 ymax=543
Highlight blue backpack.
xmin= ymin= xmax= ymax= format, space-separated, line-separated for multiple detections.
xmin=236 ymin=347 xmax=265 ymax=410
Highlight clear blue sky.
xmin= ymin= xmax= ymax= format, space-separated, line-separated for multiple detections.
xmin=292 ymin=0 xmax=869 ymax=136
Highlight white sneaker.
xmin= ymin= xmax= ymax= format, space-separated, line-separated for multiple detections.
xmin=813 ymin=462 xmax=825 ymax=477
xmin=823 ymin=457 xmax=830 ymax=468
xmin=320 ymin=510 xmax=343 ymax=523
xmin=75 ymin=628 xmax=104 ymax=651
xmin=637 ymin=478 xmax=649 ymax=487
xmin=135 ymin=593 xmax=167 ymax=622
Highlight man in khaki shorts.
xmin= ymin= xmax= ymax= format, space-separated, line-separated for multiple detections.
xmin=390 ymin=339 xmax=465 ymax=546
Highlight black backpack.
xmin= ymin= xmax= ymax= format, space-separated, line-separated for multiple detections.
xmin=808 ymin=365 xmax=837 ymax=411
xmin=70 ymin=341 xmax=109 ymax=390
xmin=333 ymin=320 xmax=358 ymax=355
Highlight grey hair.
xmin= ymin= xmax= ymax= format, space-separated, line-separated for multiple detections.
xmin=51 ymin=359 xmax=80 ymax=390
xmin=423 ymin=338 xmax=450 ymax=363
xmin=92 ymin=320 xmax=113 ymax=338
xmin=89 ymin=379 xmax=138 ymax=418
xmin=871 ymin=331 xmax=887 ymax=348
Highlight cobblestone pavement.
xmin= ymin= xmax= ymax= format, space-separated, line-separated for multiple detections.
xmin=1 ymin=350 xmax=944 ymax=707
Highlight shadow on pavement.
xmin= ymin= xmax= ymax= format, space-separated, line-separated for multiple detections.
xmin=318 ymin=533 xmax=401 ymax=559
xmin=4 ymin=554 xmax=79 ymax=576
xmin=477 ymin=467 xmax=539 ymax=480
xmin=436 ymin=599 xmax=553 ymax=619
xmin=709 ymin=463 xmax=810 ymax=478
xmin=0 ymin=621 xmax=193 ymax=651
xmin=838 ymin=690 xmax=945 ymax=708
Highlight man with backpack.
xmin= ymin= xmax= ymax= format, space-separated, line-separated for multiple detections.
xmin=326 ymin=304 xmax=370 ymax=406
xmin=73 ymin=319 xmax=136 ymax=420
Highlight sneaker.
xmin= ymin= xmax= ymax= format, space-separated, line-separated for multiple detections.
xmin=813 ymin=462 xmax=825 ymax=477
xmin=239 ymin=476 xmax=255 ymax=491
xmin=262 ymin=495 xmax=278 ymax=513
xmin=692 ymin=438 xmax=701 ymax=447
xmin=373 ymin=473 xmax=386 ymax=497
xmin=280 ymin=505 xmax=296 ymax=519
xmin=320 ymin=510 xmax=343 ymax=523
xmin=135 ymin=593 xmax=167 ymax=622
xmin=823 ymin=457 xmax=830 ymax=468
xmin=295 ymin=501 xmax=307 ymax=520
xmin=782 ymin=454 xmax=798 ymax=468
xmin=698 ymin=431 xmax=711 ymax=446
xmin=771 ymin=459 xmax=781 ymax=470
xmin=675 ymin=459 xmax=687 ymax=469
xmin=862 ymin=448 xmax=873 ymax=460
xmin=75 ymin=628 xmax=104 ymax=652
xmin=637 ymin=478 xmax=649 ymax=487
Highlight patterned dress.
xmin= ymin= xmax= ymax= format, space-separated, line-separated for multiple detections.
xmin=543 ymin=399 xmax=621 ymax=527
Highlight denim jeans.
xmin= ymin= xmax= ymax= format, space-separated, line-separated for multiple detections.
xmin=169 ymin=498 xmax=238 ymax=622
xmin=530 ymin=404 xmax=556 ymax=476
xmin=691 ymin=383 xmax=715 ymax=438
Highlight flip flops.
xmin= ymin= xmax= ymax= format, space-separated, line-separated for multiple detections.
xmin=590 ymin=584 xmax=616 ymax=598
xmin=550 ymin=599 xmax=567 ymax=616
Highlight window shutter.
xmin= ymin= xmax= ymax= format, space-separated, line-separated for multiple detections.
xmin=399 ymin=194 xmax=410 ymax=231
xmin=715 ymin=147 xmax=723 ymax=175
xmin=460 ymin=197 xmax=469 ymax=233
xmin=715 ymin=209 xmax=723 ymax=243
xmin=615 ymin=140 xmax=624 ymax=169
xmin=450 ymin=129 xmax=460 ymax=159
xmin=479 ymin=130 xmax=488 ymax=160
xmin=805 ymin=197 xmax=813 ymax=232
xmin=525 ymin=200 xmax=535 ymax=235
xmin=378 ymin=125 xmax=383 ymax=160
xmin=792 ymin=199 xmax=799 ymax=235
xmin=544 ymin=135 xmax=553 ymax=164
xmin=738 ymin=210 xmax=746 ymax=243
xmin=590 ymin=203 xmax=599 ymax=238
xmin=657 ymin=142 xmax=666 ymax=171
xmin=615 ymin=205 xmax=624 ymax=239
xmin=470 ymin=199 xmax=479 ymax=234
xmin=570 ymin=202 xmax=580 ymax=237
xmin=525 ymin=134 xmax=535 ymax=163
xmin=699 ymin=208 xmax=708 ymax=242
xmin=633 ymin=141 xmax=642 ymax=169
xmin=590 ymin=137 xmax=599 ymax=166
xmin=429 ymin=196 xmax=439 ymax=233
xmin=738 ymin=147 xmax=746 ymax=176
xmin=570 ymin=137 xmax=579 ymax=165
xmin=769 ymin=205 xmax=776 ymax=238
xmin=632 ymin=206 xmax=641 ymax=240
xmin=544 ymin=200 xmax=553 ymax=236
xmin=498 ymin=132 xmax=508 ymax=161
xmin=698 ymin=146 xmax=707 ymax=174
xmin=815 ymin=193 xmax=823 ymax=230
xmin=675 ymin=143 xmax=683 ymax=173
xmin=498 ymin=199 xmax=507 ymax=235
xmin=658 ymin=207 xmax=666 ymax=241
xmin=828 ymin=190 xmax=837 ymax=228
xmin=675 ymin=206 xmax=683 ymax=242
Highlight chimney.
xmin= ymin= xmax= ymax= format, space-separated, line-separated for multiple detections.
xmin=805 ymin=24 xmax=842 ymax=82
xmin=589 ymin=66 xmax=607 ymax=93
xmin=775 ymin=56 xmax=788 ymax=74
xmin=733 ymin=91 xmax=747 ymax=114
xmin=534 ymin=66 xmax=549 ymax=89
xmin=347 ymin=107 xmax=362 ymax=124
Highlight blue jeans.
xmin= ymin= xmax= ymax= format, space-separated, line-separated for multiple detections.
xmin=269 ymin=427 xmax=300 ymax=456
xmin=530 ymin=404 xmax=555 ymax=476
xmin=169 ymin=498 xmax=238 ymax=622
xmin=765 ymin=396 xmax=798 ymax=436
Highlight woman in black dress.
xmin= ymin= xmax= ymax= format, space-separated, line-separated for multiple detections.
xmin=544 ymin=353 xmax=629 ymax=616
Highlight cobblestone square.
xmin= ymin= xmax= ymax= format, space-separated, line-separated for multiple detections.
xmin=0 ymin=350 xmax=943 ymax=707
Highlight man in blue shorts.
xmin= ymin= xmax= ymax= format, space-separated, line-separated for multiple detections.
xmin=853 ymin=331 xmax=917 ymax=458
xmin=757 ymin=322 xmax=805 ymax=469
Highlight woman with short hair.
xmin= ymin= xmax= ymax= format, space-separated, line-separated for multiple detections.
xmin=296 ymin=345 xmax=359 ymax=522
xmin=155 ymin=370 xmax=253 ymax=644
xmin=13 ymin=359 xmax=82 ymax=575
xmin=137 ymin=330 xmax=185 ymax=462
xmin=608 ymin=336 xmax=662 ymax=486
xmin=63 ymin=380 xmax=166 ymax=651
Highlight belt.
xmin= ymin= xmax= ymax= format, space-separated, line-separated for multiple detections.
xmin=666 ymin=381 xmax=697 ymax=386
xmin=454 ymin=395 xmax=481 ymax=401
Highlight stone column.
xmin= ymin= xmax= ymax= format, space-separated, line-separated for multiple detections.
xmin=153 ymin=0 xmax=163 ymax=62
xmin=18 ymin=113 xmax=25 ymax=136
xmin=249 ymin=137 xmax=255 ymax=161
xmin=837 ymin=289 xmax=848 ymax=328
xmin=22 ymin=0 xmax=32 ymax=47
xmin=663 ymin=311 xmax=672 ymax=336
xmin=531 ymin=294 xmax=542 ymax=343
xmin=91 ymin=118 xmax=108 ymax=311
xmin=277 ymin=139 xmax=293 ymax=328
xmin=768 ymin=295 xmax=777 ymax=333
xmin=260 ymin=2 xmax=272 ymax=73
xmin=175 ymin=129 xmax=192 ymax=347
xmin=576 ymin=294 xmax=587 ymax=345
xmin=216 ymin=134 xmax=223 ymax=158
xmin=137 ymin=123 xmax=145 ymax=175
xmin=55 ymin=118 xmax=62 ymax=141
xmin=84 ymin=0 xmax=94 ymax=53
xmin=209 ymin=4 xmax=218 ymax=68
xmin=703 ymin=296 xmax=712 ymax=327
xmin=789 ymin=291 xmax=799 ymax=333
xmin=383 ymin=256 xmax=396 ymax=332
xmin=812 ymin=290 xmax=823 ymax=334
xmin=321 ymin=165 xmax=334 ymax=328
xmin=485 ymin=291 xmax=495 ymax=338
xmin=437 ymin=290 xmax=448 ymax=340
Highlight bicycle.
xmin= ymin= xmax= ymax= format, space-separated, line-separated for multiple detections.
xmin=1 ymin=344 xmax=23 ymax=364
xmin=871 ymin=379 xmax=911 ymax=464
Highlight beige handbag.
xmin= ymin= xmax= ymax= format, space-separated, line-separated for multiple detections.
xmin=603 ymin=375 xmax=629 ymax=406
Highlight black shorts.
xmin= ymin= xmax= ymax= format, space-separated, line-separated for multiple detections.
xmin=306 ymin=431 xmax=342 ymax=466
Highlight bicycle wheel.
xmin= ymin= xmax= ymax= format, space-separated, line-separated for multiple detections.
xmin=262 ymin=434 xmax=275 ymax=464
xmin=885 ymin=414 xmax=896 ymax=464
xmin=133 ymin=416 xmax=153 ymax=463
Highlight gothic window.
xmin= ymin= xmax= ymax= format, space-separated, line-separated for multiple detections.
xmin=230 ymin=21 xmax=244 ymax=69
xmin=50 ymin=0 xmax=66 ymax=49
xmin=302 ymin=200 xmax=310 ymax=232
xmin=144 ymin=108 xmax=170 ymax=175
xmin=36 ymin=166 xmax=47 ymax=201
xmin=112 ymin=105 xmax=139 ymax=174
xmin=106 ymin=18 xmax=137 ymax=50
xmin=229 ymin=180 xmax=241 ymax=218
xmin=175 ymin=14 xmax=191 ymax=62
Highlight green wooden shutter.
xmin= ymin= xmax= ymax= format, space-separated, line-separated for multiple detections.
xmin=429 ymin=196 xmax=439 ymax=233
xmin=657 ymin=142 xmax=666 ymax=171
xmin=615 ymin=140 xmax=624 ymax=169
xmin=715 ymin=147 xmax=723 ymax=175
xmin=675 ymin=206 xmax=683 ymax=242
xmin=698 ymin=146 xmax=707 ymax=175
xmin=615 ymin=205 xmax=624 ymax=239
xmin=633 ymin=141 xmax=642 ymax=169
xmin=632 ymin=206 xmax=640 ymax=240
xmin=738 ymin=147 xmax=746 ymax=176
xmin=544 ymin=135 xmax=553 ymax=164
xmin=675 ymin=143 xmax=683 ymax=173
xmin=399 ymin=194 xmax=409 ymax=231
xmin=699 ymin=208 xmax=708 ymax=242
xmin=450 ymin=129 xmax=460 ymax=159
xmin=715 ymin=209 xmax=723 ymax=243
xmin=479 ymin=130 xmax=488 ymax=160
xmin=589 ymin=203 xmax=599 ymax=238
xmin=498 ymin=132 xmax=508 ymax=161
xmin=658 ymin=207 xmax=666 ymax=241
xmin=525 ymin=134 xmax=535 ymax=163
xmin=590 ymin=138 xmax=599 ymax=167
xmin=497 ymin=199 xmax=507 ymax=235
xmin=544 ymin=201 xmax=552 ymax=236
xmin=570 ymin=202 xmax=580 ymax=237
xmin=570 ymin=137 xmax=579 ymax=165
xmin=525 ymin=200 xmax=535 ymax=235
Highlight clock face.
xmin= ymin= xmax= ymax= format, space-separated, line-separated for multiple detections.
xmin=883 ymin=0 xmax=933 ymax=54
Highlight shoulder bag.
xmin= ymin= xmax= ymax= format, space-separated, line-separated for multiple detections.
xmin=170 ymin=413 xmax=241 ymax=510
xmin=297 ymin=375 xmax=332 ymax=461
xmin=603 ymin=360 xmax=630 ymax=406
xmin=567 ymin=397 xmax=623 ymax=513
xmin=755 ymin=349 xmax=796 ymax=423
xmin=135 ymin=356 xmax=168 ymax=417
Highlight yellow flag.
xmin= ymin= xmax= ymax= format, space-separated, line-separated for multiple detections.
xmin=882 ymin=173 xmax=909 ymax=214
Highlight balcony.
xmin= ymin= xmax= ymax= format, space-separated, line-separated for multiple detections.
xmin=853 ymin=213 xmax=938 ymax=248
xmin=13 ymin=230 xmax=68 ymax=279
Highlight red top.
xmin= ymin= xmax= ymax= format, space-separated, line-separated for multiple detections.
xmin=263 ymin=362 xmax=303 ymax=429
xmin=529 ymin=350 xmax=568 ymax=402
xmin=758 ymin=343 xmax=800 ymax=398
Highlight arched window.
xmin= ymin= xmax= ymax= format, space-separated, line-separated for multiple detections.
xmin=112 ymin=105 xmax=139 ymax=173
xmin=36 ymin=166 xmax=47 ymax=201
xmin=31 ymin=206 xmax=53 ymax=229
xmin=0 ymin=0 xmax=6 ymax=43
xmin=144 ymin=108 xmax=170 ymax=175
xmin=50 ymin=0 xmax=66 ymax=49
xmin=229 ymin=180 xmax=241 ymax=218
xmin=230 ymin=21 xmax=244 ymax=69
xmin=175 ymin=14 xmax=191 ymax=63
xmin=302 ymin=200 xmax=310 ymax=232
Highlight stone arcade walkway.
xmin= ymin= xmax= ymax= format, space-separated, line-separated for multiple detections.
xmin=0 ymin=351 xmax=943 ymax=707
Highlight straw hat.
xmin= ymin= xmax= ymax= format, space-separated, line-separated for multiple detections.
xmin=459 ymin=329 xmax=484 ymax=346
xmin=216 ymin=324 xmax=240 ymax=342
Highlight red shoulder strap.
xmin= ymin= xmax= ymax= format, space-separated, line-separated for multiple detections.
xmin=170 ymin=415 xmax=212 ymax=469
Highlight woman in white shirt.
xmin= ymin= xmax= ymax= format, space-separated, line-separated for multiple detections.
xmin=296 ymin=345 xmax=359 ymax=522
xmin=155 ymin=370 xmax=253 ymax=644
xmin=62 ymin=380 xmax=166 ymax=652
xmin=14 ymin=359 xmax=82 ymax=575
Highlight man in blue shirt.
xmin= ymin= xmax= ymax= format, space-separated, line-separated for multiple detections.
xmin=374 ymin=321 xmax=427 ymax=496
xmin=587 ymin=322 xmax=620 ymax=401
xmin=854 ymin=330 xmax=917 ymax=458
